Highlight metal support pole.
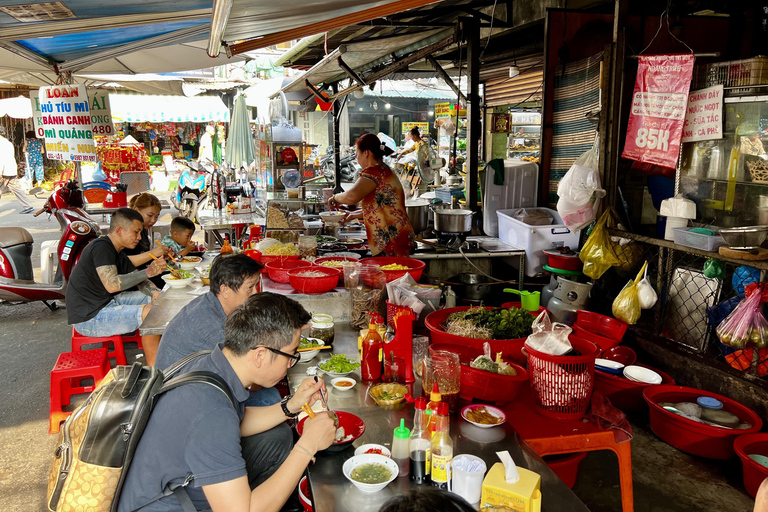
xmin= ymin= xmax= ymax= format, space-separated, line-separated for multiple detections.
xmin=463 ymin=16 xmax=481 ymax=216
xmin=332 ymin=85 xmax=343 ymax=194
xmin=426 ymin=55 xmax=468 ymax=105
xmin=604 ymin=0 xmax=629 ymax=211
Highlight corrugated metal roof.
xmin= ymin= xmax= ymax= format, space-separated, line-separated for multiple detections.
xmin=483 ymin=54 xmax=544 ymax=107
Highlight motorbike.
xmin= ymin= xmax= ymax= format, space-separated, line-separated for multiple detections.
xmin=320 ymin=146 xmax=362 ymax=183
xmin=0 ymin=180 xmax=100 ymax=309
xmin=170 ymin=160 xmax=207 ymax=221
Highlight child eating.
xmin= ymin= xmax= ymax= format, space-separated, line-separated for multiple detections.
xmin=162 ymin=216 xmax=196 ymax=257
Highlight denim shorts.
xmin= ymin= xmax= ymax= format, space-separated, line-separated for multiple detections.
xmin=245 ymin=387 xmax=282 ymax=407
xmin=74 ymin=291 xmax=152 ymax=337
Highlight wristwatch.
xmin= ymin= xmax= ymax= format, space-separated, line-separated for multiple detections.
xmin=280 ymin=395 xmax=299 ymax=418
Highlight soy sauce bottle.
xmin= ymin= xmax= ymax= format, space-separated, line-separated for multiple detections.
xmin=409 ymin=397 xmax=431 ymax=485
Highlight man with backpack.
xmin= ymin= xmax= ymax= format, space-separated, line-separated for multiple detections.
xmin=117 ymin=292 xmax=337 ymax=512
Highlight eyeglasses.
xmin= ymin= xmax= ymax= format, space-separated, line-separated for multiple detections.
xmin=259 ymin=346 xmax=300 ymax=368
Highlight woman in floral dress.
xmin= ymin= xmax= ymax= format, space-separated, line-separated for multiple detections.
xmin=328 ymin=133 xmax=414 ymax=257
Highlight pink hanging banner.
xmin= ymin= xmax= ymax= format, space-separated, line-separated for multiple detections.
xmin=621 ymin=54 xmax=695 ymax=169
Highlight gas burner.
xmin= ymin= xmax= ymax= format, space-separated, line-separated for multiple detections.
xmin=436 ymin=232 xmax=467 ymax=251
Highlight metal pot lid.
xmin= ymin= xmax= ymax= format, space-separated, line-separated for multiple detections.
xmin=435 ymin=209 xmax=474 ymax=216
xmin=405 ymin=199 xmax=430 ymax=207
xmin=720 ymin=226 xmax=768 ymax=234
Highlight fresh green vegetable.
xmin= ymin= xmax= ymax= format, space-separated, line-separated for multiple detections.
xmin=315 ymin=235 xmax=337 ymax=243
xmin=445 ymin=307 xmax=534 ymax=340
xmin=299 ymin=337 xmax=323 ymax=349
xmin=319 ymin=354 xmax=360 ymax=373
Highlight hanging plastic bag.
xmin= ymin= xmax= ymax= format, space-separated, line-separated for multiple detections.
xmin=580 ymin=209 xmax=621 ymax=279
xmin=637 ymin=264 xmax=658 ymax=309
xmin=525 ymin=310 xmax=573 ymax=355
xmin=716 ymin=288 xmax=768 ymax=350
xmin=557 ymin=134 xmax=606 ymax=232
xmin=612 ymin=262 xmax=647 ymax=325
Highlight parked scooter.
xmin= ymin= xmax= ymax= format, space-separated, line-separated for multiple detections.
xmin=0 ymin=180 xmax=100 ymax=309
xmin=170 ymin=160 xmax=207 ymax=221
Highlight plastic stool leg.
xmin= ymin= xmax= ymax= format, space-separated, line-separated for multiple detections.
xmin=612 ymin=441 xmax=634 ymax=512
xmin=49 ymin=410 xmax=71 ymax=434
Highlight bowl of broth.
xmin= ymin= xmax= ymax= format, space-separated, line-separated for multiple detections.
xmin=343 ymin=454 xmax=398 ymax=493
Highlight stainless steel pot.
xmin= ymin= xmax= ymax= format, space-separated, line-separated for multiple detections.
xmin=432 ymin=207 xmax=474 ymax=233
xmin=451 ymin=273 xmax=496 ymax=301
xmin=405 ymin=200 xmax=430 ymax=234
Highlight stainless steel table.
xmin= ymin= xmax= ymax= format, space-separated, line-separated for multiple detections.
xmin=286 ymin=323 xmax=590 ymax=512
xmin=197 ymin=211 xmax=265 ymax=247
xmin=138 ymin=281 xmax=206 ymax=335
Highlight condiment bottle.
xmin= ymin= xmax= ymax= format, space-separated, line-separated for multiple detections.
xmin=361 ymin=317 xmax=383 ymax=380
xmin=430 ymin=402 xmax=453 ymax=489
xmin=246 ymin=225 xmax=262 ymax=249
xmin=426 ymin=382 xmax=442 ymax=435
xmin=220 ymin=236 xmax=233 ymax=254
xmin=410 ymin=397 xmax=432 ymax=485
xmin=391 ymin=418 xmax=410 ymax=477
xmin=309 ymin=314 xmax=335 ymax=346
xmin=445 ymin=286 xmax=456 ymax=308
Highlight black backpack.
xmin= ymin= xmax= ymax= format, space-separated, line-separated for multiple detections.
xmin=47 ymin=351 xmax=236 ymax=512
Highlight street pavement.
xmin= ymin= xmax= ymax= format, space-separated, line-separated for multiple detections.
xmin=0 ymin=192 xmax=173 ymax=511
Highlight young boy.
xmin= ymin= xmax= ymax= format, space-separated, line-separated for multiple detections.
xmin=162 ymin=216 xmax=196 ymax=257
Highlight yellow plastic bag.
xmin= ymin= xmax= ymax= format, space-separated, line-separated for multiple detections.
xmin=579 ymin=209 xmax=620 ymax=279
xmin=612 ymin=261 xmax=648 ymax=325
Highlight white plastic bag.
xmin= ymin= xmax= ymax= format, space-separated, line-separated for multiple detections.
xmin=556 ymin=135 xmax=606 ymax=232
xmin=525 ymin=311 xmax=573 ymax=355
xmin=637 ymin=265 xmax=658 ymax=309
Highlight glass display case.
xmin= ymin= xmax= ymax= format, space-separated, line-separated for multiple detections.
xmin=507 ymin=111 xmax=541 ymax=162
xmin=679 ymin=96 xmax=768 ymax=227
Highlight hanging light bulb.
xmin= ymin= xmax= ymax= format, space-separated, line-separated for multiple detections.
xmin=509 ymin=66 xmax=520 ymax=78
xmin=353 ymin=89 xmax=365 ymax=99
xmin=385 ymin=103 xmax=391 ymax=109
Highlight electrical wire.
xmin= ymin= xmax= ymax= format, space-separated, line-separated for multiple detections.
xmin=479 ymin=0 xmax=499 ymax=62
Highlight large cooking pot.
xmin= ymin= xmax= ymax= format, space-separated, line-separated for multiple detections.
xmin=432 ymin=207 xmax=474 ymax=234
xmin=405 ymin=200 xmax=430 ymax=234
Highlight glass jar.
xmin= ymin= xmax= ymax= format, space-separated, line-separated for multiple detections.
xmin=309 ymin=313 xmax=335 ymax=346
xmin=298 ymin=234 xmax=317 ymax=258
xmin=421 ymin=348 xmax=461 ymax=413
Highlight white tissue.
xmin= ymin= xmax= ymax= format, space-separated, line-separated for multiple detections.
xmin=496 ymin=451 xmax=520 ymax=484
xmin=659 ymin=195 xmax=696 ymax=219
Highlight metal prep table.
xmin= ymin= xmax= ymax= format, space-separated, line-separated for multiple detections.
xmin=286 ymin=322 xmax=591 ymax=512
xmin=197 ymin=211 xmax=265 ymax=248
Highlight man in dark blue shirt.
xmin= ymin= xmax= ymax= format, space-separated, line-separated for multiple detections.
xmin=118 ymin=292 xmax=336 ymax=512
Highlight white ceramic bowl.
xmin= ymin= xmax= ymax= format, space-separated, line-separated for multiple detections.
xmin=343 ymin=454 xmax=398 ymax=493
xmin=623 ymin=365 xmax=662 ymax=384
xmin=162 ymin=274 xmax=194 ymax=289
xmin=318 ymin=358 xmax=358 ymax=377
xmin=331 ymin=377 xmax=357 ymax=391
xmin=177 ymin=256 xmax=203 ymax=270
xmin=298 ymin=337 xmax=324 ymax=362
xmin=354 ymin=444 xmax=391 ymax=458
xmin=460 ymin=404 xmax=507 ymax=429
xmin=595 ymin=358 xmax=624 ymax=370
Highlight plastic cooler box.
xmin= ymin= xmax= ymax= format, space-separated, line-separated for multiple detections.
xmin=497 ymin=208 xmax=580 ymax=277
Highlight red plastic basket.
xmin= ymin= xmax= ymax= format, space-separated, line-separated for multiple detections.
xmin=363 ymin=256 xmax=425 ymax=283
xmin=643 ymin=385 xmax=763 ymax=459
xmin=734 ymin=433 xmax=768 ymax=497
xmin=594 ymin=364 xmax=674 ymax=412
xmin=386 ymin=300 xmax=413 ymax=326
xmin=265 ymin=259 xmax=313 ymax=284
xmin=525 ymin=336 xmax=600 ymax=421
xmin=430 ymin=343 xmax=528 ymax=404
xmin=575 ymin=311 xmax=628 ymax=341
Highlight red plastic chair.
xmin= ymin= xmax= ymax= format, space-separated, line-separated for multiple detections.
xmin=71 ymin=327 xmax=143 ymax=366
xmin=52 ymin=169 xmax=73 ymax=189
xmin=503 ymin=386 xmax=634 ymax=512
xmin=49 ymin=349 xmax=110 ymax=434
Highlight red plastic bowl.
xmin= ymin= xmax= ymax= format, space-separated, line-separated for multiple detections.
xmin=544 ymin=250 xmax=583 ymax=272
xmin=425 ymin=307 xmax=538 ymax=365
xmin=576 ymin=311 xmax=628 ymax=341
xmin=600 ymin=346 xmax=637 ymax=366
xmin=572 ymin=325 xmax=622 ymax=351
xmin=594 ymin=363 xmax=674 ymax=412
xmin=314 ymin=256 xmax=357 ymax=284
xmin=287 ymin=266 xmax=341 ymax=294
xmin=265 ymin=259 xmax=313 ymax=284
xmin=543 ymin=452 xmax=587 ymax=488
xmin=258 ymin=254 xmax=300 ymax=274
xmin=430 ymin=343 xmax=528 ymax=404
xmin=296 ymin=411 xmax=365 ymax=450
xmin=734 ymin=433 xmax=768 ymax=497
xmin=298 ymin=476 xmax=313 ymax=512
xmin=643 ymin=385 xmax=763 ymax=459
xmin=363 ymin=256 xmax=426 ymax=283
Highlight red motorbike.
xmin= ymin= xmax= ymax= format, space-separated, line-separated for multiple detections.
xmin=0 ymin=180 xmax=99 ymax=309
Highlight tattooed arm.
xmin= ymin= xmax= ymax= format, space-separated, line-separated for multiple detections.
xmin=95 ymin=259 xmax=165 ymax=294
xmin=137 ymin=279 xmax=159 ymax=296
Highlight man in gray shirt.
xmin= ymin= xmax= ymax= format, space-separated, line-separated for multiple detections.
xmin=118 ymin=293 xmax=336 ymax=512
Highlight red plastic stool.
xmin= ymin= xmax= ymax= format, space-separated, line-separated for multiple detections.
xmin=71 ymin=327 xmax=142 ymax=366
xmin=49 ymin=349 xmax=110 ymax=434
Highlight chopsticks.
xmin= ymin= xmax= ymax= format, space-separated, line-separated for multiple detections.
xmin=301 ymin=403 xmax=316 ymax=418
xmin=296 ymin=345 xmax=332 ymax=353
xmin=148 ymin=252 xmax=178 ymax=275
xmin=155 ymin=239 xmax=178 ymax=262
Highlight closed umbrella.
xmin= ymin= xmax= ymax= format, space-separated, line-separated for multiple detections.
xmin=226 ymin=91 xmax=255 ymax=172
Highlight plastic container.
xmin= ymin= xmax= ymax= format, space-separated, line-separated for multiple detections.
xmin=572 ymin=325 xmax=622 ymax=352
xmin=287 ymin=266 xmax=340 ymax=294
xmin=543 ymin=452 xmax=587 ymax=489
xmin=600 ymin=346 xmax=637 ymax=366
xmin=314 ymin=256 xmax=357 ymax=284
xmin=497 ymin=208 xmax=580 ymax=277
xmin=386 ymin=300 xmax=414 ymax=326
xmin=525 ymin=337 xmax=600 ymax=421
xmin=543 ymin=250 xmax=583 ymax=272
xmin=643 ymin=385 xmax=763 ymax=459
xmin=258 ymin=254 xmax=300 ymax=274
xmin=483 ymin=159 xmax=538 ymax=237
xmin=431 ymin=343 xmax=528 ymax=404
xmin=734 ymin=433 xmax=768 ymax=498
xmin=363 ymin=256 xmax=426 ymax=283
xmin=575 ymin=311 xmax=628 ymax=341
xmin=594 ymin=363 xmax=674 ymax=412
xmin=672 ymin=227 xmax=726 ymax=252
xmin=264 ymin=259 xmax=313 ymax=284
xmin=298 ymin=476 xmax=313 ymax=512
xmin=424 ymin=306 xmax=539 ymax=365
